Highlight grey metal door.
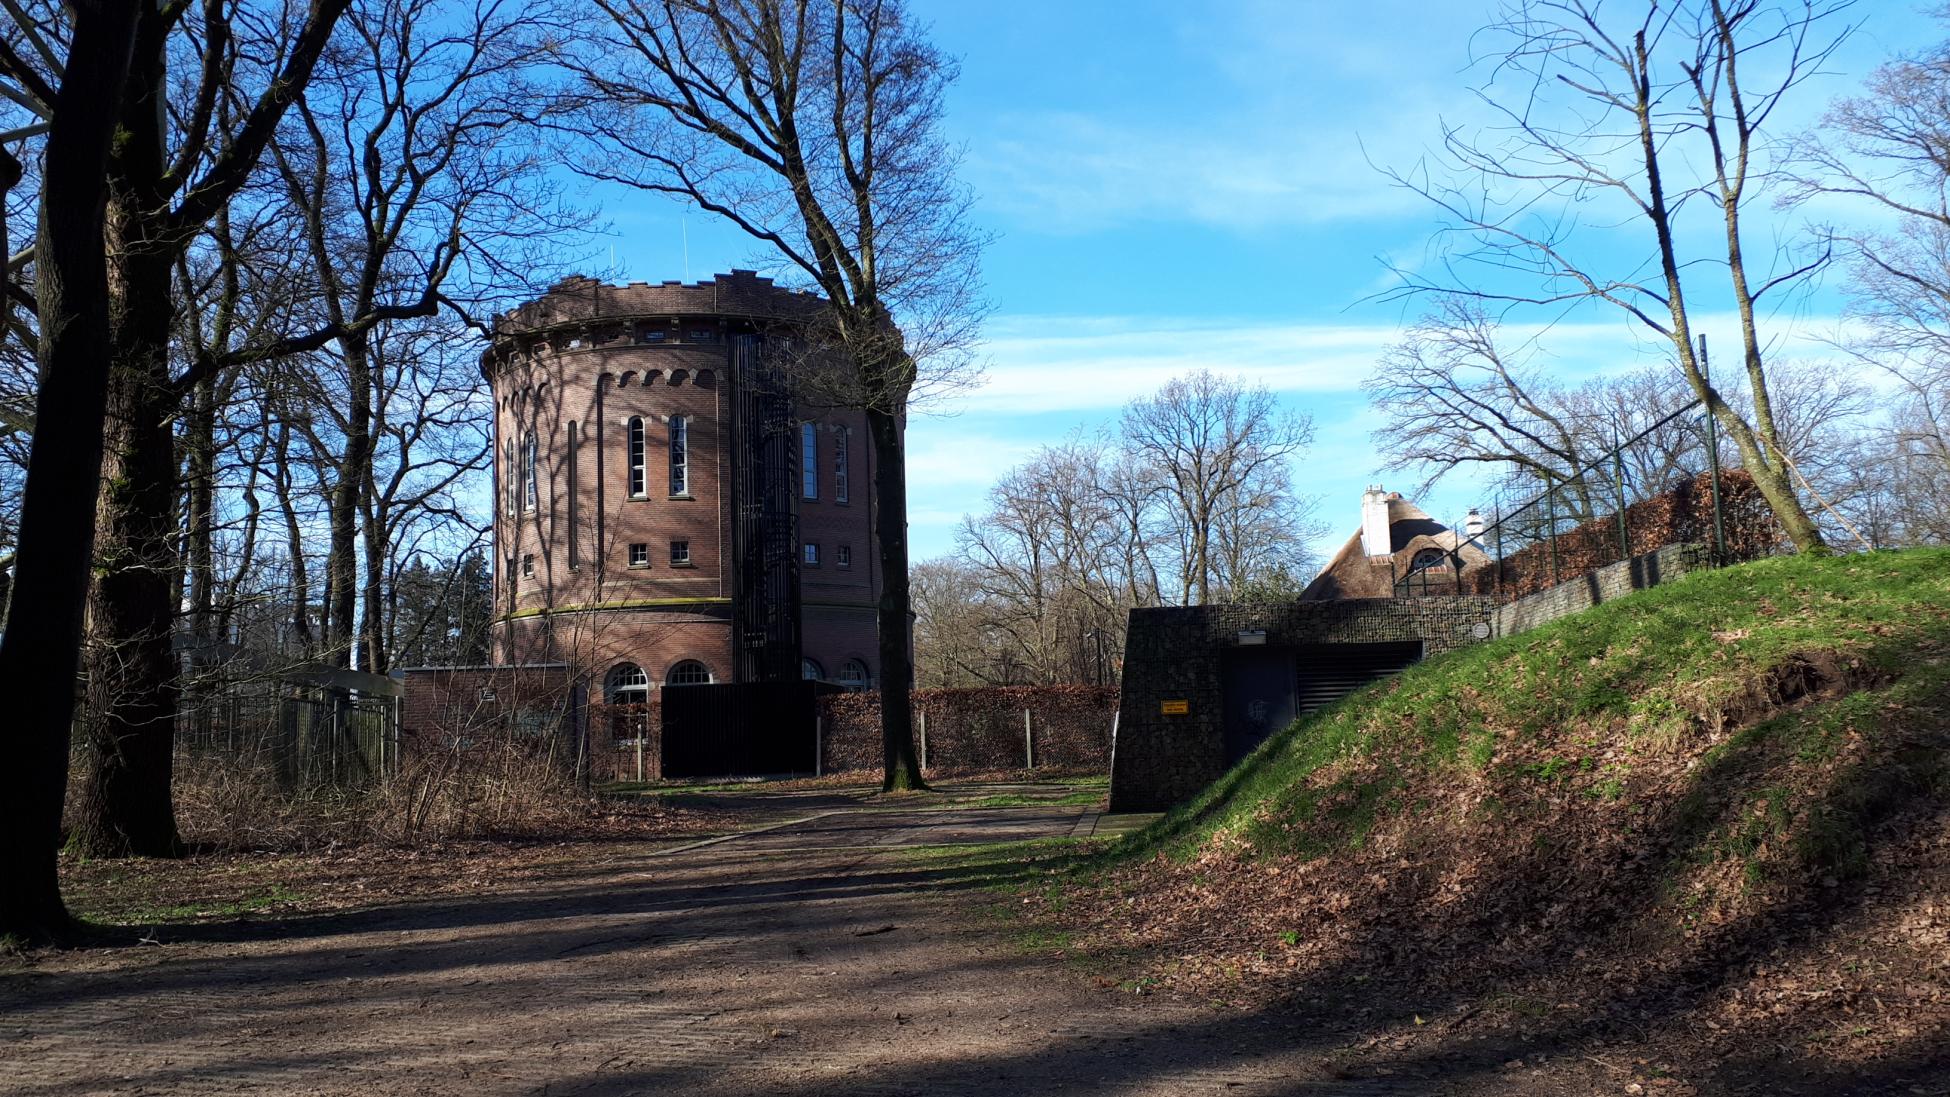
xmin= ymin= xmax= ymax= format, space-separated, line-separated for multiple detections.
xmin=1222 ymin=647 xmax=1298 ymax=763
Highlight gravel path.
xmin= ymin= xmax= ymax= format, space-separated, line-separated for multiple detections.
xmin=1 ymin=797 xmax=1574 ymax=1095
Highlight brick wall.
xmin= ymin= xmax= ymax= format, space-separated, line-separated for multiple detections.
xmin=1108 ymin=598 xmax=1494 ymax=813
xmin=817 ymin=685 xmax=1118 ymax=774
xmin=1494 ymin=542 xmax=1710 ymax=637
xmin=399 ymin=665 xmax=582 ymax=755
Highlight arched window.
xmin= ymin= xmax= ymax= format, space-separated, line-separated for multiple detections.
xmin=666 ymin=660 xmax=712 ymax=686
xmin=839 ymin=659 xmax=870 ymax=688
xmin=1409 ymin=548 xmax=1448 ymax=572
xmin=801 ymin=421 xmax=818 ymax=499
xmin=668 ymin=414 xmax=689 ymax=496
xmin=605 ymin=663 xmax=649 ymax=705
xmin=801 ymin=658 xmax=825 ymax=681
xmin=523 ymin=430 xmax=538 ymax=510
xmin=627 ymin=416 xmax=646 ymax=497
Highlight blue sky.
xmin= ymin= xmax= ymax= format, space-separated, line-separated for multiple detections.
xmin=597 ymin=0 xmax=1938 ymax=566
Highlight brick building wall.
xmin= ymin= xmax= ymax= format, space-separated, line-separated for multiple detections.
xmin=1108 ymin=597 xmax=1494 ymax=812
xmin=482 ymin=271 xmax=882 ymax=693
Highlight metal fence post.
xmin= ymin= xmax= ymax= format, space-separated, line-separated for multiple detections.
xmin=1545 ymin=487 xmax=1561 ymax=586
xmin=1614 ymin=429 xmax=1630 ymax=560
xmin=919 ymin=709 xmax=928 ymax=771
xmin=814 ymin=714 xmax=823 ymax=777
xmin=1493 ymin=501 xmax=1505 ymax=601
xmin=1023 ymin=708 xmax=1034 ymax=770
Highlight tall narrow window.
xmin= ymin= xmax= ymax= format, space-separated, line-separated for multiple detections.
xmin=523 ymin=431 xmax=538 ymax=510
xmin=801 ymin=421 xmax=818 ymax=500
xmin=627 ymin=416 xmax=646 ymax=497
xmin=668 ymin=414 xmax=689 ymax=496
xmin=834 ymin=426 xmax=849 ymax=503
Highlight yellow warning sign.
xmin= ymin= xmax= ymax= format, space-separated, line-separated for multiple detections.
xmin=1160 ymin=699 xmax=1190 ymax=716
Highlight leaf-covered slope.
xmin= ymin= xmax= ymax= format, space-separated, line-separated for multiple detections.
xmin=1063 ymin=549 xmax=1950 ymax=1087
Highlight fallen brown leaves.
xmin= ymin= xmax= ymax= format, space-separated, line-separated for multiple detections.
xmin=1034 ymin=664 xmax=1950 ymax=1090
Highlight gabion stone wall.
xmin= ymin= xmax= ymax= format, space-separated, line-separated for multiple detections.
xmin=818 ymin=685 xmax=1118 ymax=775
xmin=1108 ymin=597 xmax=1494 ymax=813
xmin=1494 ymin=542 xmax=1710 ymax=636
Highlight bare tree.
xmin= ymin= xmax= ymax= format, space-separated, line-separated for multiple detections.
xmin=0 ymin=0 xmax=143 ymax=941
xmin=566 ymin=0 xmax=987 ymax=790
xmin=74 ymin=0 xmax=351 ymax=858
xmin=1366 ymin=297 xmax=1601 ymax=512
xmin=1384 ymin=0 xmax=1850 ymax=551
xmin=1119 ymin=371 xmax=1316 ymax=605
xmin=270 ymin=0 xmax=578 ymax=674
xmin=1793 ymin=22 xmax=1950 ymax=545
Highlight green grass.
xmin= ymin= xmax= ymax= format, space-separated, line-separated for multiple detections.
xmin=93 ymin=883 xmax=306 ymax=925
xmin=1114 ymin=548 xmax=1950 ymax=872
xmin=955 ymin=789 xmax=1107 ymax=809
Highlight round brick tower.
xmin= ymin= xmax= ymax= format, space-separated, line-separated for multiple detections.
xmin=485 ymin=272 xmax=882 ymax=698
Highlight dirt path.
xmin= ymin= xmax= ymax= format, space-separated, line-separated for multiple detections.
xmin=2 ymin=795 xmax=1581 ymax=1095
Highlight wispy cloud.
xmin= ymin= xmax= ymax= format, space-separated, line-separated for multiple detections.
xmin=934 ymin=308 xmax=1869 ymax=417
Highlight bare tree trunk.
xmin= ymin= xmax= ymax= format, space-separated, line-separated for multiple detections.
xmin=325 ymin=340 xmax=373 ymax=668
xmin=0 ymin=0 xmax=143 ymax=941
xmin=868 ymin=406 xmax=923 ymax=791
xmin=75 ymin=17 xmax=187 ymax=858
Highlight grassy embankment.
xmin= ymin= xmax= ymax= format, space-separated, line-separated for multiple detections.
xmin=958 ymin=549 xmax=1950 ymax=1087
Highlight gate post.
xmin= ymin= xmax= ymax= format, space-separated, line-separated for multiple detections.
xmin=919 ymin=710 xmax=928 ymax=771
xmin=814 ymin=714 xmax=823 ymax=777
xmin=1024 ymin=708 xmax=1034 ymax=770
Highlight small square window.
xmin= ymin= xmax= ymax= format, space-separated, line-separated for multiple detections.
xmin=803 ymin=542 xmax=820 ymax=566
xmin=521 ymin=554 xmax=535 ymax=578
xmin=627 ymin=543 xmax=649 ymax=568
xmin=670 ymin=540 xmax=691 ymax=566
xmin=836 ymin=545 xmax=852 ymax=568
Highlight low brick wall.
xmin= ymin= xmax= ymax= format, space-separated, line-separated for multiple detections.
xmin=400 ymin=664 xmax=581 ymax=745
xmin=1495 ymin=542 xmax=1709 ymax=637
xmin=818 ymin=685 xmax=1118 ymax=775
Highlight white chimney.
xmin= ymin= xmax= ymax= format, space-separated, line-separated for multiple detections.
xmin=1360 ymin=486 xmax=1392 ymax=557
xmin=1464 ymin=508 xmax=1485 ymax=542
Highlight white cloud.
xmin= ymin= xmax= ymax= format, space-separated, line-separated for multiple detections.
xmin=931 ymin=307 xmax=1878 ymax=418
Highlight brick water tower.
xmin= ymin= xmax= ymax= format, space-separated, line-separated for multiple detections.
xmin=484 ymin=272 xmax=882 ymax=705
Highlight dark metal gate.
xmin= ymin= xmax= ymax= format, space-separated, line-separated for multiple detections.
xmin=660 ymin=680 xmax=819 ymax=778
xmin=1221 ymin=647 xmax=1299 ymax=763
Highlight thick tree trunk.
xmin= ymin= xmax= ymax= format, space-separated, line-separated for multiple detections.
xmin=78 ymin=252 xmax=187 ymax=857
xmin=0 ymin=0 xmax=143 ymax=942
xmin=867 ymin=406 xmax=925 ymax=791
xmin=72 ymin=11 xmax=190 ymax=859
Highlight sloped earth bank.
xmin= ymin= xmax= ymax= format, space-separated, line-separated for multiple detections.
xmin=7 ymin=792 xmax=1623 ymax=1096
xmin=1039 ymin=551 xmax=1950 ymax=1095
